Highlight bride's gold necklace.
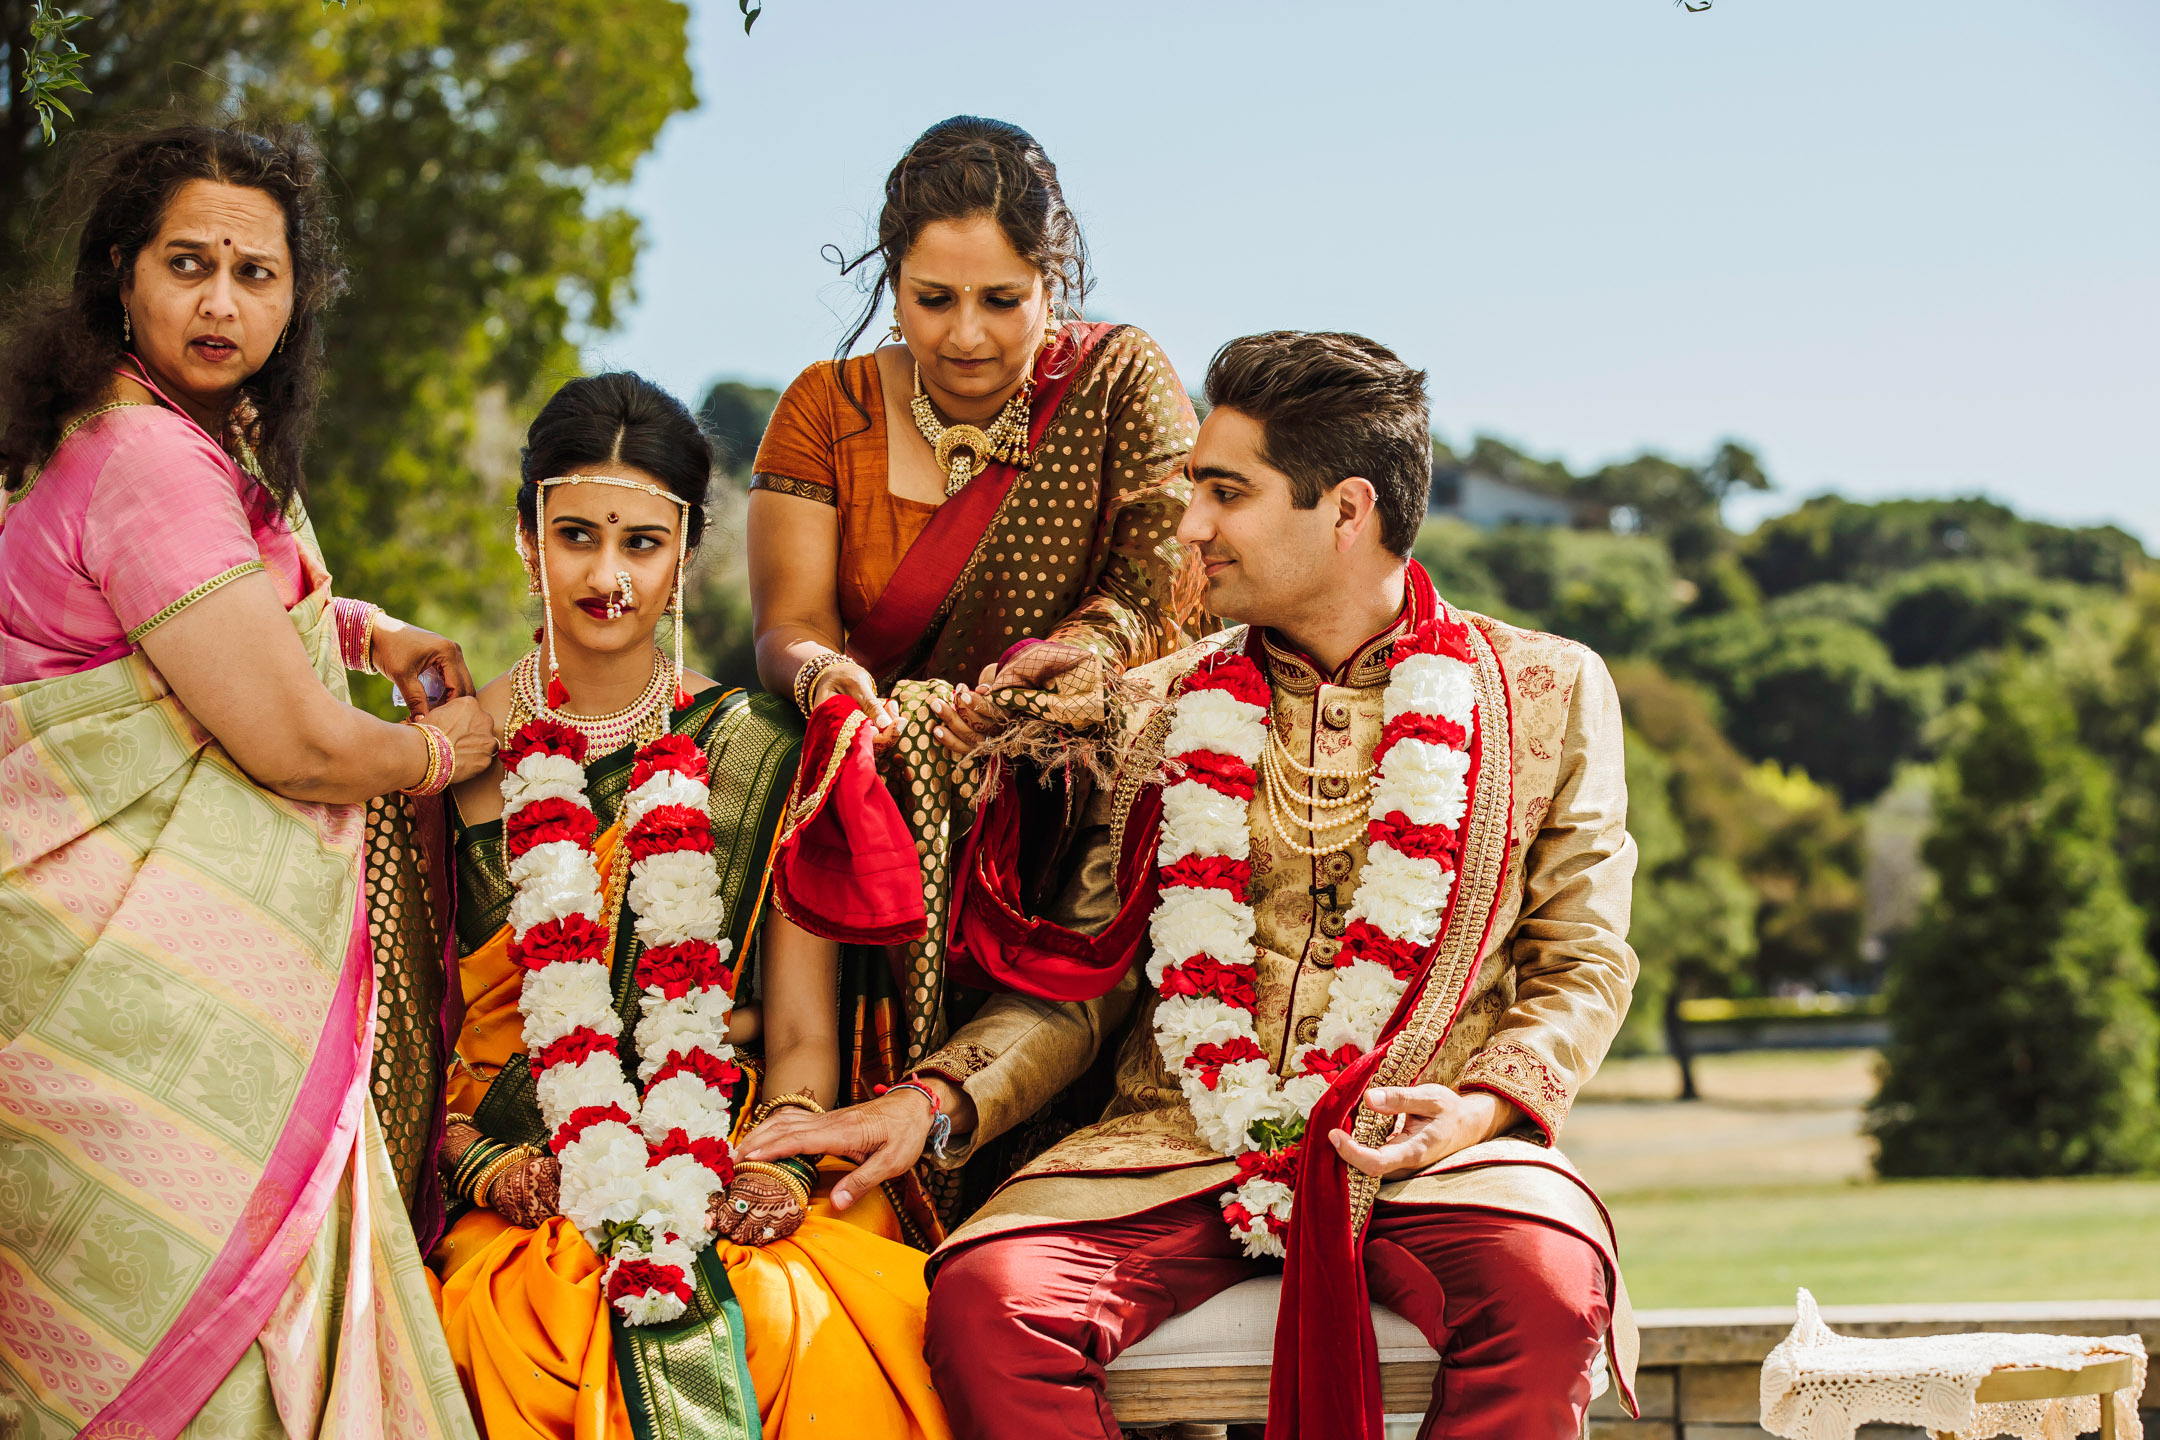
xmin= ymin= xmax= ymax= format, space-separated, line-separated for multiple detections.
xmin=909 ymin=363 xmax=1035 ymax=496
xmin=509 ymin=646 xmax=672 ymax=757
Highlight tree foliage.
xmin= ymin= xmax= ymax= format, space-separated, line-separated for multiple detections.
xmin=1742 ymin=494 xmax=2144 ymax=600
xmin=1870 ymin=659 xmax=2160 ymax=1176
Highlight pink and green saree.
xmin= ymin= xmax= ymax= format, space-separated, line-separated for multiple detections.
xmin=0 ymin=393 xmax=474 ymax=1438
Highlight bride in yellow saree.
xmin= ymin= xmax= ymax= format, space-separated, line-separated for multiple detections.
xmin=425 ymin=373 xmax=951 ymax=1440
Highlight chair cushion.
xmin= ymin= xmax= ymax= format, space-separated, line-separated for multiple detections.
xmin=1105 ymin=1277 xmax=1438 ymax=1371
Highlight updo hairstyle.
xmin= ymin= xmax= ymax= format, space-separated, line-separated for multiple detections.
xmin=516 ymin=372 xmax=712 ymax=548
xmin=832 ymin=115 xmax=1090 ymax=360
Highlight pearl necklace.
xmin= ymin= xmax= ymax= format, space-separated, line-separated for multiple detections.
xmin=1259 ymin=730 xmax=1372 ymax=859
xmin=511 ymin=647 xmax=672 ymax=758
xmin=909 ymin=363 xmax=1035 ymax=496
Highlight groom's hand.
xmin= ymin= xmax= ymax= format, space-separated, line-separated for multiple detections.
xmin=735 ymin=1080 xmax=975 ymax=1211
xmin=1326 ymin=1085 xmax=1522 ymax=1181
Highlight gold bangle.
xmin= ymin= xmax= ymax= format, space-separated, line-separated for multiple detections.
xmin=791 ymin=651 xmax=852 ymax=717
xmin=469 ymin=1145 xmax=535 ymax=1208
xmin=750 ymin=1091 xmax=825 ymax=1127
xmin=444 ymin=1111 xmax=475 ymax=1129
xmin=733 ymin=1160 xmax=810 ymax=1210
xmin=358 ymin=606 xmax=381 ymax=676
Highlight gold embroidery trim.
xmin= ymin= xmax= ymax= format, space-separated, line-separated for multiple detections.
xmin=1459 ymin=1038 xmax=1572 ymax=1136
xmin=1349 ymin=611 xmax=1514 ymax=1231
xmin=124 ymin=560 xmax=266 ymax=642
xmin=778 ymin=708 xmax=864 ymax=843
xmin=750 ymin=472 xmax=837 ymax=507
xmin=14 ymin=400 xmax=153 ymax=506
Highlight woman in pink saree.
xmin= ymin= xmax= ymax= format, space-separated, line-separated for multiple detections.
xmin=0 ymin=123 xmax=491 ymax=1438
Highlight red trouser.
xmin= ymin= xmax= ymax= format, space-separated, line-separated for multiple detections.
xmin=924 ymin=1194 xmax=1610 ymax=1440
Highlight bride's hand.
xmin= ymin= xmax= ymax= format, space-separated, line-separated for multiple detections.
xmin=710 ymin=1167 xmax=806 ymax=1247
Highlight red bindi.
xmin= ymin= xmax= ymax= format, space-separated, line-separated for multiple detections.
xmin=222 ymin=238 xmax=231 ymax=246
xmin=607 ymin=512 xmax=619 ymax=524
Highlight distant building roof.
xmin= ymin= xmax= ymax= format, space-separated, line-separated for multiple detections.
xmin=1429 ymin=468 xmax=1574 ymax=529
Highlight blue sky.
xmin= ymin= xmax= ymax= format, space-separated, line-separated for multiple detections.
xmin=587 ymin=0 xmax=2158 ymax=542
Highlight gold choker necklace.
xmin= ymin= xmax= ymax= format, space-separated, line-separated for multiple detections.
xmin=510 ymin=647 xmax=672 ymax=757
xmin=909 ymin=363 xmax=1035 ymax=496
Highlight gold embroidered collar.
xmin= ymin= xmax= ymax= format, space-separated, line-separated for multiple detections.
xmin=1256 ymin=600 xmax=1415 ymax=695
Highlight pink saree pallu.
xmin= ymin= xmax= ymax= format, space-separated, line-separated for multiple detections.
xmin=0 ymin=581 xmax=475 ymax=1439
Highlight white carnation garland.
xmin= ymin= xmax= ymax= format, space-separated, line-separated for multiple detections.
xmin=500 ymin=718 xmax=740 ymax=1325
xmin=1147 ymin=626 xmax=1478 ymax=1257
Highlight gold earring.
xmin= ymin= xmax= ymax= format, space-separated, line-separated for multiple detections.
xmin=887 ymin=302 xmax=903 ymax=343
xmin=1044 ymin=297 xmax=1060 ymax=344
xmin=277 ymin=322 xmax=289 ymax=354
xmin=121 ymin=308 xmax=131 ymax=346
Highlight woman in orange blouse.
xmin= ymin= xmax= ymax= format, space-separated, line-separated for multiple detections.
xmin=746 ymin=117 xmax=1203 ymax=1209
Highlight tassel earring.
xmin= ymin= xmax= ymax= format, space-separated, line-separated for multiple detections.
xmin=537 ymin=493 xmax=569 ymax=709
xmin=671 ymin=537 xmax=691 ymax=710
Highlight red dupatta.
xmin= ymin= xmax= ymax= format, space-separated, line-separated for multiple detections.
xmin=843 ymin=323 xmax=1117 ymax=686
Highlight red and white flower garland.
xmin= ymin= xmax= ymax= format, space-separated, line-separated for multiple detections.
xmin=502 ymin=718 xmax=741 ymax=1325
xmin=1147 ymin=622 xmax=1479 ymax=1257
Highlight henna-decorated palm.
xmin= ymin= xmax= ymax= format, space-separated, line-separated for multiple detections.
xmin=708 ymin=1170 xmax=805 ymax=1247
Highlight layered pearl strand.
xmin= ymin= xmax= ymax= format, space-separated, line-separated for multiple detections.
xmin=1259 ymin=729 xmax=1377 ymax=859
xmin=512 ymin=646 xmax=672 ymax=758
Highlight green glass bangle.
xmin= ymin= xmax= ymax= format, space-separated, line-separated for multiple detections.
xmin=452 ymin=1139 xmax=510 ymax=1196
xmin=774 ymin=1156 xmax=820 ymax=1191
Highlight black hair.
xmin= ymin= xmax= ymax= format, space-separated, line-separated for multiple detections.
xmin=829 ymin=116 xmax=1088 ymax=414
xmin=0 ymin=120 xmax=346 ymax=508
xmin=517 ymin=372 xmax=712 ymax=547
xmin=1204 ymin=331 xmax=1433 ymax=557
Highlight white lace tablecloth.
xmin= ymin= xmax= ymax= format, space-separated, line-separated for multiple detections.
xmin=1760 ymin=1289 xmax=2147 ymax=1440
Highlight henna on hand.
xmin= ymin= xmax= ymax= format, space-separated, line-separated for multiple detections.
xmin=708 ymin=1171 xmax=805 ymax=1247
xmin=488 ymin=1152 xmax=562 ymax=1228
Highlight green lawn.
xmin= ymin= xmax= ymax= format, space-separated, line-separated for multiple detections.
xmin=1611 ymin=1177 xmax=2160 ymax=1310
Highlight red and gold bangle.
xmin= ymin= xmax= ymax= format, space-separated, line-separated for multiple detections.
xmin=401 ymin=720 xmax=452 ymax=797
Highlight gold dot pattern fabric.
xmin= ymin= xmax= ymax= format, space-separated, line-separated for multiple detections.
xmin=885 ymin=678 xmax=978 ymax=1073
xmin=897 ymin=324 xmax=1203 ymax=687
xmin=362 ymin=793 xmax=448 ymax=1215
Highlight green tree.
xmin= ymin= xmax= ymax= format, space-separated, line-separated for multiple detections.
xmin=1742 ymin=494 xmax=2144 ymax=600
xmin=1459 ymin=526 xmax=1681 ymax=659
xmin=4 ymin=0 xmax=698 ymax=699
xmin=698 ymin=379 xmax=779 ymax=477
xmin=1662 ymin=610 xmax=1931 ymax=803
xmin=1870 ymin=658 xmax=2160 ymax=1176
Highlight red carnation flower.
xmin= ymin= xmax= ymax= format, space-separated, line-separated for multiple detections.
xmin=650 ymin=1127 xmax=735 ymax=1186
xmin=504 ymin=716 xmax=587 ymax=769
xmin=635 ymin=939 xmax=730 ymax=1000
xmin=505 ymin=795 xmax=599 ymax=860
xmin=649 ymin=1048 xmax=743 ymax=1093
xmin=1158 ymin=955 xmax=1259 ymax=1012
xmin=1159 ymin=855 xmax=1253 ymax=899
xmin=1366 ymin=810 xmax=1461 ymax=867
xmin=1187 ymin=1037 xmax=1268 ymax=1090
xmin=1339 ymin=918 xmax=1430 ymax=983
xmin=626 ymin=804 xmax=717 ymax=862
xmin=607 ymin=1258 xmax=694 ymax=1306
xmin=1376 ymin=711 xmax=1467 ymax=762
xmin=551 ymin=1102 xmax=635 ymax=1153
xmin=1222 ymin=1200 xmax=1256 ymax=1229
xmin=630 ymin=734 xmax=708 ymax=789
xmin=1166 ymin=748 xmax=1258 ymax=800
xmin=511 ymin=913 xmax=611 ymax=972
xmin=1232 ymin=1144 xmax=1302 ymax=1187
xmin=534 ymin=1026 xmax=619 ymax=1073
xmin=1180 ymin=653 xmax=1270 ymax=709
xmin=1297 ymin=1043 xmax=1366 ymax=1086
xmin=1391 ymin=619 xmax=1475 ymax=666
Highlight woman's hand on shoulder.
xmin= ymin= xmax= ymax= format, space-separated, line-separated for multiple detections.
xmin=369 ymin=613 xmax=477 ymax=713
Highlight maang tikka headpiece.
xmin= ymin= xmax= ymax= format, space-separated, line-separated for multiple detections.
xmin=532 ymin=474 xmax=699 ymax=712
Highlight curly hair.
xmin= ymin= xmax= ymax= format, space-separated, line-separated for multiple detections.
xmin=0 ymin=121 xmax=347 ymax=512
